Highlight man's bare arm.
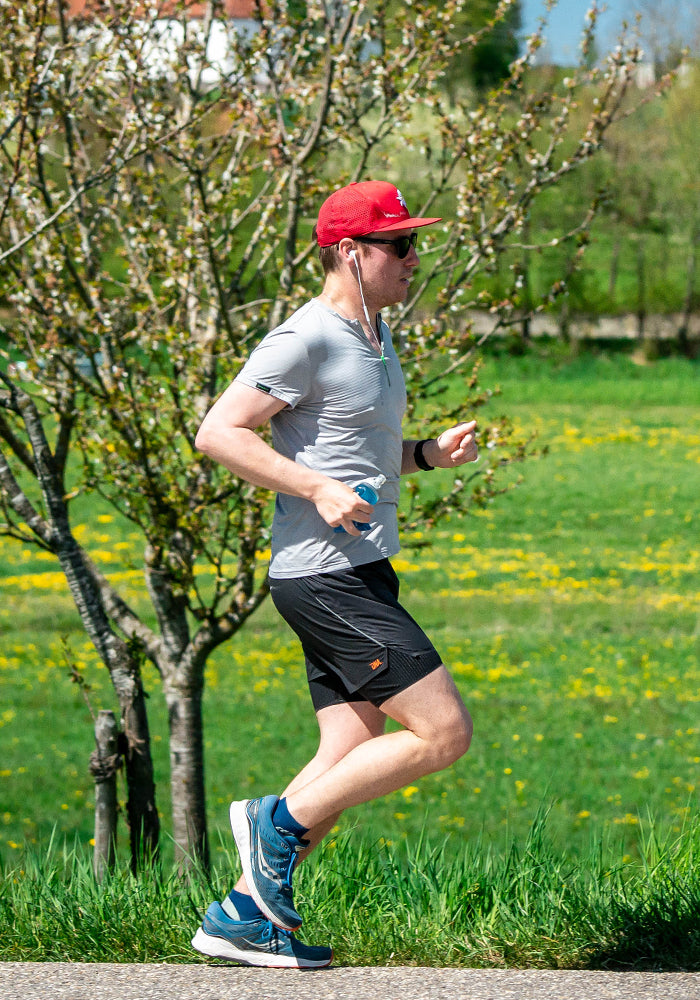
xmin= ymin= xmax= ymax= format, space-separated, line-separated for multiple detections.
xmin=195 ymin=382 xmax=373 ymax=534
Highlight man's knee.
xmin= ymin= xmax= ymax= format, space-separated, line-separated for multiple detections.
xmin=425 ymin=669 xmax=473 ymax=767
xmin=435 ymin=704 xmax=473 ymax=768
xmin=414 ymin=699 xmax=472 ymax=773
xmin=382 ymin=665 xmax=472 ymax=770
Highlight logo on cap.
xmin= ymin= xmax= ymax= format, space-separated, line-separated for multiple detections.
xmin=382 ymin=188 xmax=408 ymax=219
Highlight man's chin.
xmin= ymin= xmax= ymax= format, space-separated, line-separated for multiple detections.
xmin=388 ymin=283 xmax=411 ymax=305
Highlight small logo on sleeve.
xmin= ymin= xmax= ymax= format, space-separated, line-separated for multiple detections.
xmin=255 ymin=382 xmax=272 ymax=394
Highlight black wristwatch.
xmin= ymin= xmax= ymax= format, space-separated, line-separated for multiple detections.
xmin=414 ymin=439 xmax=435 ymax=471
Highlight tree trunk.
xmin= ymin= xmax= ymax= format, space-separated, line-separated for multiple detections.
xmin=559 ymin=300 xmax=570 ymax=342
xmin=165 ymin=674 xmax=210 ymax=869
xmin=90 ymin=709 xmax=120 ymax=880
xmin=56 ymin=539 xmax=161 ymax=866
xmin=636 ymin=238 xmax=646 ymax=341
xmin=608 ymin=236 xmax=621 ymax=302
xmin=10 ymin=386 xmax=161 ymax=866
xmin=520 ymin=216 xmax=532 ymax=343
xmin=120 ymin=665 xmax=161 ymax=865
xmin=678 ymin=218 xmax=699 ymax=358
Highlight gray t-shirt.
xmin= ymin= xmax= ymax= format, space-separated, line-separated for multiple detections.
xmin=235 ymin=298 xmax=407 ymax=578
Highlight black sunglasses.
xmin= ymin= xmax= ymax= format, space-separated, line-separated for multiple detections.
xmin=354 ymin=232 xmax=418 ymax=259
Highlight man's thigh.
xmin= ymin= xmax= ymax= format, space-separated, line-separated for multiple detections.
xmin=316 ymin=700 xmax=387 ymax=756
xmin=380 ymin=665 xmax=472 ymax=742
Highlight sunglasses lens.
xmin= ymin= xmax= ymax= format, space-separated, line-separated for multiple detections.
xmin=396 ymin=234 xmax=416 ymax=258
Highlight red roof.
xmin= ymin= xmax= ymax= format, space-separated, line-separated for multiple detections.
xmin=67 ymin=1 xmax=258 ymax=17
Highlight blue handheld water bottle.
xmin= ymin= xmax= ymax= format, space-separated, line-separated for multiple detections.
xmin=334 ymin=474 xmax=386 ymax=533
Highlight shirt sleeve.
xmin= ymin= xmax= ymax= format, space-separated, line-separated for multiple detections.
xmin=235 ymin=328 xmax=311 ymax=408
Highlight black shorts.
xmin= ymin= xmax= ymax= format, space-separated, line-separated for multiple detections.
xmin=269 ymin=558 xmax=443 ymax=711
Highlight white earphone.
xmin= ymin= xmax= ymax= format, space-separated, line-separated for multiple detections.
xmin=348 ymin=247 xmax=373 ymax=331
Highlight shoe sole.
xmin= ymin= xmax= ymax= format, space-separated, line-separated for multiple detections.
xmin=191 ymin=928 xmax=332 ymax=969
xmin=229 ymin=799 xmax=301 ymax=933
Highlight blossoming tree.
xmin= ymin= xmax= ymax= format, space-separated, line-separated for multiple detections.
xmin=0 ymin=0 xmax=658 ymax=865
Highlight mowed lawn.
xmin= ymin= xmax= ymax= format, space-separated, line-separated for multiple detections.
xmin=0 ymin=347 xmax=698 ymax=865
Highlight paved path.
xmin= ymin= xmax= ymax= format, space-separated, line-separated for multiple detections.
xmin=1 ymin=963 xmax=699 ymax=1000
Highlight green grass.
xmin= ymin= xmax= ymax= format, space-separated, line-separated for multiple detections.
xmin=0 ymin=346 xmax=698 ymax=965
xmin=1 ymin=813 xmax=698 ymax=968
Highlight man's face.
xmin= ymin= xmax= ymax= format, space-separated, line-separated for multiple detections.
xmin=354 ymin=228 xmax=420 ymax=308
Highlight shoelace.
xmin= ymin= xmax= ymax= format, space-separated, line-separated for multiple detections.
xmin=268 ymin=832 xmax=299 ymax=889
xmin=283 ymin=850 xmax=297 ymax=887
xmin=261 ymin=920 xmax=292 ymax=953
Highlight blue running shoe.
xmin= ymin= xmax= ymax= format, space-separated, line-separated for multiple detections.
xmin=229 ymin=795 xmax=305 ymax=931
xmin=191 ymin=901 xmax=332 ymax=969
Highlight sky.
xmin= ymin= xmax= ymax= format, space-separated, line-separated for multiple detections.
xmin=520 ymin=0 xmax=700 ymax=64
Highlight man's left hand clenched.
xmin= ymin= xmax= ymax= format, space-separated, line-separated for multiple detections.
xmin=429 ymin=421 xmax=479 ymax=468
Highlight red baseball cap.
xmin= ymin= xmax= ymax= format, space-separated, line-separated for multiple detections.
xmin=316 ymin=181 xmax=442 ymax=247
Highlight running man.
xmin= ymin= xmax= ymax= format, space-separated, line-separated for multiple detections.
xmin=192 ymin=180 xmax=478 ymax=967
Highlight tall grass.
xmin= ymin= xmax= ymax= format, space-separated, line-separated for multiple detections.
xmin=1 ymin=811 xmax=698 ymax=969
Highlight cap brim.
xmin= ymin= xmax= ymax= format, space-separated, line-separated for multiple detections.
xmin=372 ymin=216 xmax=442 ymax=233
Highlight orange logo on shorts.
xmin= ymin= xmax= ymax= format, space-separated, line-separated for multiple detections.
xmin=369 ymin=658 xmax=384 ymax=671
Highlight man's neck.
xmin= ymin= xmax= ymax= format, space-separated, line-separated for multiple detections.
xmin=319 ymin=279 xmax=361 ymax=321
xmin=319 ymin=276 xmax=380 ymax=340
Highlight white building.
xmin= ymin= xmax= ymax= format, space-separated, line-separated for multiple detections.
xmin=65 ymin=1 xmax=262 ymax=86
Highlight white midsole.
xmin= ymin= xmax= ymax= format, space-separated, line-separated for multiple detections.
xmin=191 ymin=928 xmax=330 ymax=969
xmin=228 ymin=799 xmax=299 ymax=932
xmin=228 ymin=799 xmax=264 ymax=918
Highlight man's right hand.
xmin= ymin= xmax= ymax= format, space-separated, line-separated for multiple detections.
xmin=311 ymin=478 xmax=374 ymax=537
